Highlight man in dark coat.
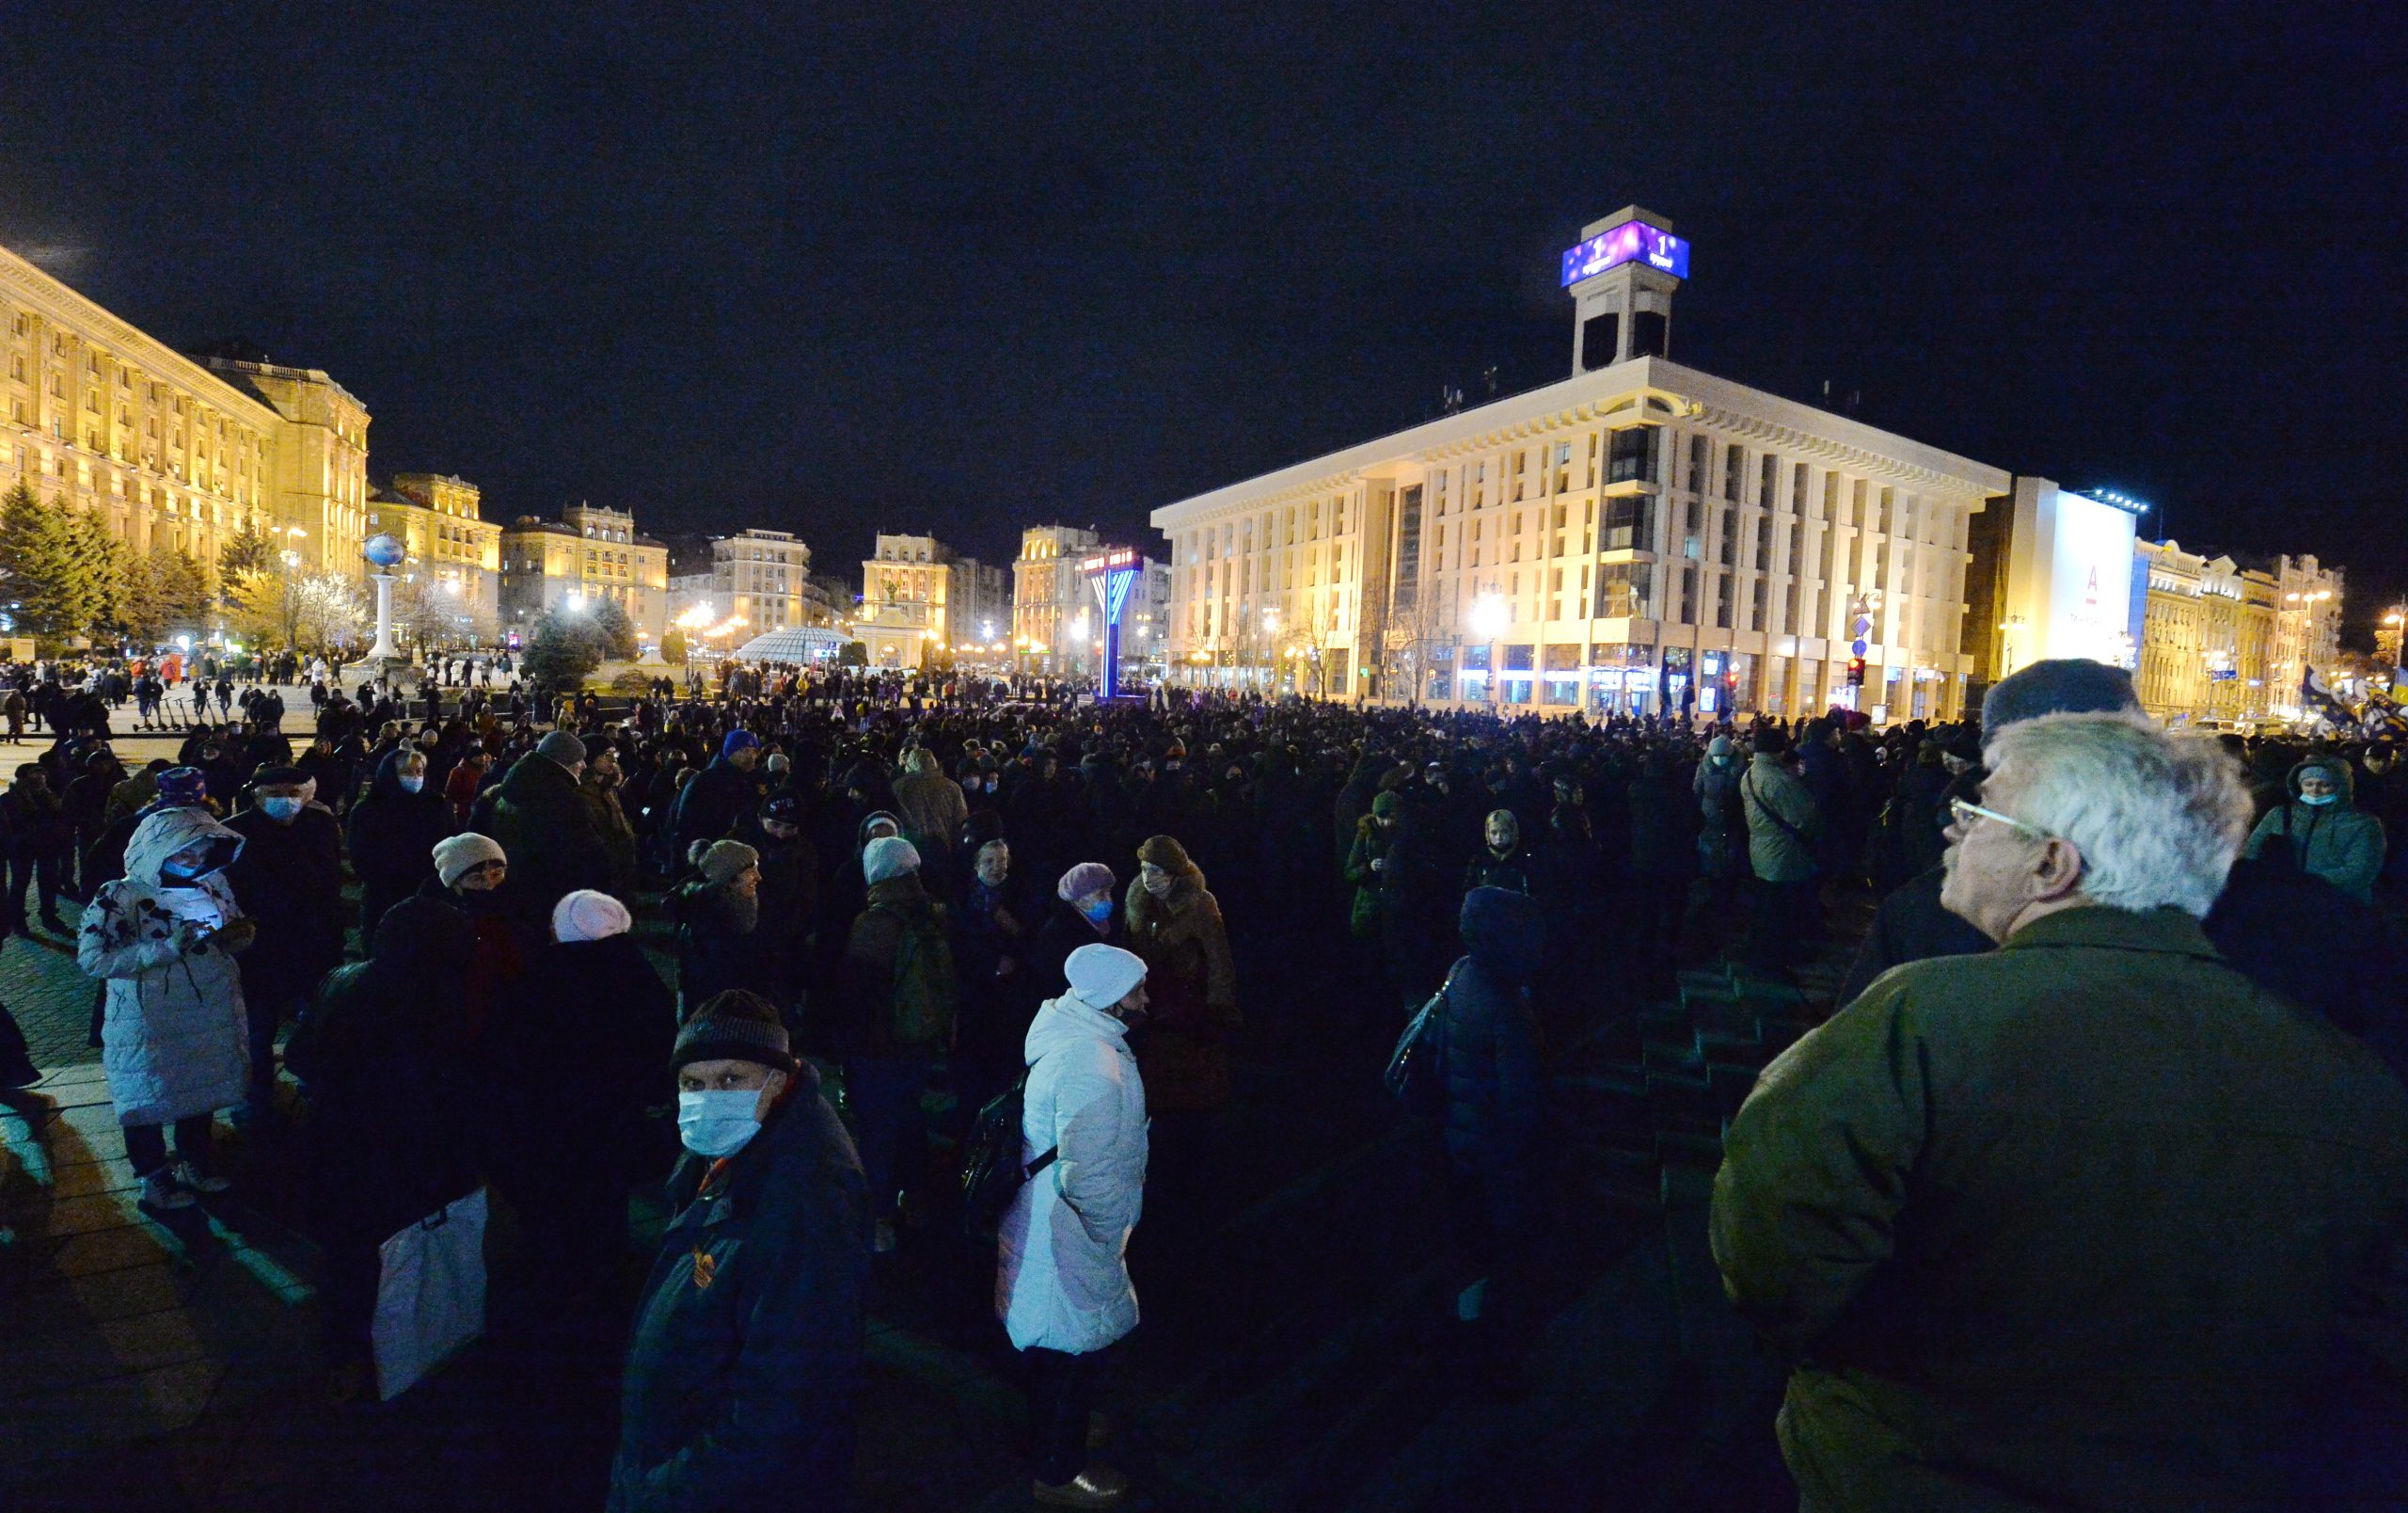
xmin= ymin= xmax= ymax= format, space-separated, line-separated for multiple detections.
xmin=672 ymin=729 xmax=766 ymax=854
xmin=225 ymin=764 xmax=347 ymax=1117
xmin=1713 ymin=713 xmax=2408 ymax=1509
xmin=610 ymin=991 xmax=867 ymax=1512
xmin=483 ymin=731 xmax=612 ymax=931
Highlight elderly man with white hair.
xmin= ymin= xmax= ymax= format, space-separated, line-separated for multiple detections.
xmin=1712 ymin=714 xmax=2408 ymax=1511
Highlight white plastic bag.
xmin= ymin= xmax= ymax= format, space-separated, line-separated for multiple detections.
xmin=372 ymin=1187 xmax=488 ymax=1401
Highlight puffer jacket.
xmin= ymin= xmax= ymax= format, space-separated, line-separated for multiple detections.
xmin=996 ymin=991 xmax=1149 ymax=1355
xmin=2242 ymin=757 xmax=2386 ymax=902
xmin=77 ymin=807 xmax=251 ymax=1127
xmin=1693 ymin=743 xmax=1746 ymax=878
xmin=1436 ymin=887 xmax=1545 ymax=1229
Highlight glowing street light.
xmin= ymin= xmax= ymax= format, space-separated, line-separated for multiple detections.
xmin=1468 ymin=594 xmax=1508 ymax=640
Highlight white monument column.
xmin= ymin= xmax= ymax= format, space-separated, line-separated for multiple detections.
xmin=368 ymin=573 xmax=400 ymax=661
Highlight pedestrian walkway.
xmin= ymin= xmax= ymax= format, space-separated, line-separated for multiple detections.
xmin=0 ymin=1064 xmax=321 ymax=1509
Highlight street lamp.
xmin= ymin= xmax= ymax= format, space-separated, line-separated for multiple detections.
xmin=1469 ymin=593 xmax=1507 ymax=708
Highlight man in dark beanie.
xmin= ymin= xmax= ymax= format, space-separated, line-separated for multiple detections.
xmin=610 ymin=989 xmax=869 ymax=1512
xmin=485 ymin=727 xmax=611 ymax=931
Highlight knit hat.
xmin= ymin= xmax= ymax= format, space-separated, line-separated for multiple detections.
xmin=1981 ymin=660 xmax=2140 ymax=733
xmin=154 ymin=767 xmax=209 ymax=807
xmin=433 ymin=832 xmax=507 ymax=886
xmin=863 ymin=836 xmax=921 ymax=885
xmin=552 ymin=888 xmax=632 ymax=943
xmin=693 ymin=839 xmax=760 ymax=886
xmin=1370 ymin=791 xmax=1402 ymax=818
xmin=1057 ymin=861 xmax=1116 ymax=901
xmin=721 ymin=729 xmax=760 ymax=759
xmin=1135 ymin=834 xmax=1193 ymax=871
xmin=672 ymin=989 xmax=798 ymax=1074
xmin=536 ymin=730 xmax=587 ymax=767
xmin=1063 ymin=943 xmax=1148 ymax=1011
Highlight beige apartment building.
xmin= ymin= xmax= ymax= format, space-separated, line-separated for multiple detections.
xmin=0 ymin=241 xmax=368 ymax=585
xmin=1012 ymin=524 xmax=1100 ymax=674
xmin=500 ymin=502 xmax=670 ymax=644
xmin=2268 ymin=552 xmax=2343 ymax=720
xmin=2134 ymin=540 xmax=2276 ymax=724
xmin=1150 ymin=209 xmax=2009 ymax=720
xmin=364 ymin=471 xmax=504 ymax=624
xmin=860 ymin=534 xmax=1009 ymax=666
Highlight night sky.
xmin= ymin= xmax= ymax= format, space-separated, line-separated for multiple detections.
xmin=4 ymin=5 xmax=2400 ymax=625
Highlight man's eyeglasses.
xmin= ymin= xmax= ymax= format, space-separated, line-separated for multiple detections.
xmin=1948 ymin=796 xmax=2052 ymax=841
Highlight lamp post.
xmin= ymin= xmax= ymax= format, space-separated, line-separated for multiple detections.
xmin=1469 ymin=591 xmax=1507 ymax=709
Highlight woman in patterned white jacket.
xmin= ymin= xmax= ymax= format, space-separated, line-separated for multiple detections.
xmin=78 ymin=804 xmax=255 ymax=1212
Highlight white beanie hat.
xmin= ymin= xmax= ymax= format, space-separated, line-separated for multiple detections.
xmin=433 ymin=832 xmax=506 ymax=887
xmin=863 ymin=836 xmax=921 ymax=886
xmin=1064 ymin=943 xmax=1147 ymax=1011
xmin=552 ymin=889 xmax=632 ymax=943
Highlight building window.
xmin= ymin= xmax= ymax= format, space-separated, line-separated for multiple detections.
xmin=1606 ymin=426 xmax=1656 ymax=485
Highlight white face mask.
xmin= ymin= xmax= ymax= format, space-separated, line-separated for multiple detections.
xmin=398 ymin=774 xmax=426 ymax=793
xmin=677 ymin=1089 xmax=765 ymax=1157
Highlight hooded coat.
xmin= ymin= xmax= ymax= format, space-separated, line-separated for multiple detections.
xmin=347 ymin=750 xmax=451 ymax=948
xmin=1437 ymin=887 xmax=1545 ymax=1229
xmin=76 ymin=807 xmax=251 ymax=1127
xmin=486 ymin=750 xmax=613 ymax=926
xmin=996 ymin=991 xmax=1149 ymax=1355
xmin=2242 ymin=756 xmax=2386 ymax=902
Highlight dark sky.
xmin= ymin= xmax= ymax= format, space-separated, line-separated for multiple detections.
xmin=4 ymin=3 xmax=2400 ymax=629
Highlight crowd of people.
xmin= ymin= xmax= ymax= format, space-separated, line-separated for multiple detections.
xmin=3 ymin=652 xmax=2406 ymax=1509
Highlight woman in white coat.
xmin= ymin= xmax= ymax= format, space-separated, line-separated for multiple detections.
xmin=996 ymin=942 xmax=1150 ymax=1510
xmin=78 ymin=805 xmax=255 ymax=1212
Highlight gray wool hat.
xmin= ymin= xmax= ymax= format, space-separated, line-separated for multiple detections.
xmin=672 ymin=989 xmax=797 ymax=1074
xmin=536 ymin=730 xmax=587 ymax=767
xmin=1981 ymin=660 xmax=2141 ymax=734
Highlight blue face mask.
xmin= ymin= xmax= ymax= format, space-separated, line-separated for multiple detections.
xmin=261 ymin=796 xmax=304 ymax=821
xmin=677 ymin=1089 xmax=767 ymax=1157
xmin=2299 ymin=791 xmax=2337 ymax=806
xmin=1079 ymin=898 xmax=1113 ymax=927
xmin=398 ymin=774 xmax=426 ymax=794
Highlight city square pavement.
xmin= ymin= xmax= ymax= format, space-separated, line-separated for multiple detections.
xmin=0 ymin=781 xmax=1827 ymax=1512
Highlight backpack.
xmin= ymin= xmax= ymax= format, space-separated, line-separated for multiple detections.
xmin=959 ymin=1069 xmax=1057 ymax=1236
xmin=880 ymin=899 xmax=957 ymax=1047
xmin=1385 ymin=964 xmax=1458 ymax=1122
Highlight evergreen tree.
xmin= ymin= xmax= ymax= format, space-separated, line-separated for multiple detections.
xmin=121 ymin=544 xmax=214 ymax=646
xmin=217 ymin=521 xmax=274 ymax=596
xmin=660 ymin=626 xmax=689 ymax=665
xmin=63 ymin=510 xmax=132 ymax=641
xmin=586 ymin=597 xmax=639 ymax=661
xmin=0 ymin=482 xmax=91 ymax=641
xmin=520 ymin=611 xmax=605 ymax=695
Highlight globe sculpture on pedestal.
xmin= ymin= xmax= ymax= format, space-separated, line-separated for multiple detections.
xmin=361 ymin=534 xmax=406 ymax=662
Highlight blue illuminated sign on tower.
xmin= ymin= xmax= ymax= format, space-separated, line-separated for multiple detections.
xmin=1560 ymin=221 xmax=1690 ymax=286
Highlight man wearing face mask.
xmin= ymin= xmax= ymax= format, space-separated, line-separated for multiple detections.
xmin=2242 ymin=754 xmax=2385 ymax=901
xmin=610 ymin=989 xmax=868 ymax=1513
xmin=226 ymin=765 xmax=347 ymax=1122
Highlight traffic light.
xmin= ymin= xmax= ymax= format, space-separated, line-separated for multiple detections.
xmin=1846 ymin=656 xmax=1866 ymax=687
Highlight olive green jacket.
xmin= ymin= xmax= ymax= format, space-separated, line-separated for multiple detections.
xmin=1712 ymin=905 xmax=2408 ymax=1511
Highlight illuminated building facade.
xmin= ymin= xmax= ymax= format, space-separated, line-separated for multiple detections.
xmin=500 ymin=502 xmax=670 ymax=643
xmin=0 ymin=241 xmax=368 ymax=588
xmin=1151 ymin=208 xmax=2008 ymax=719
